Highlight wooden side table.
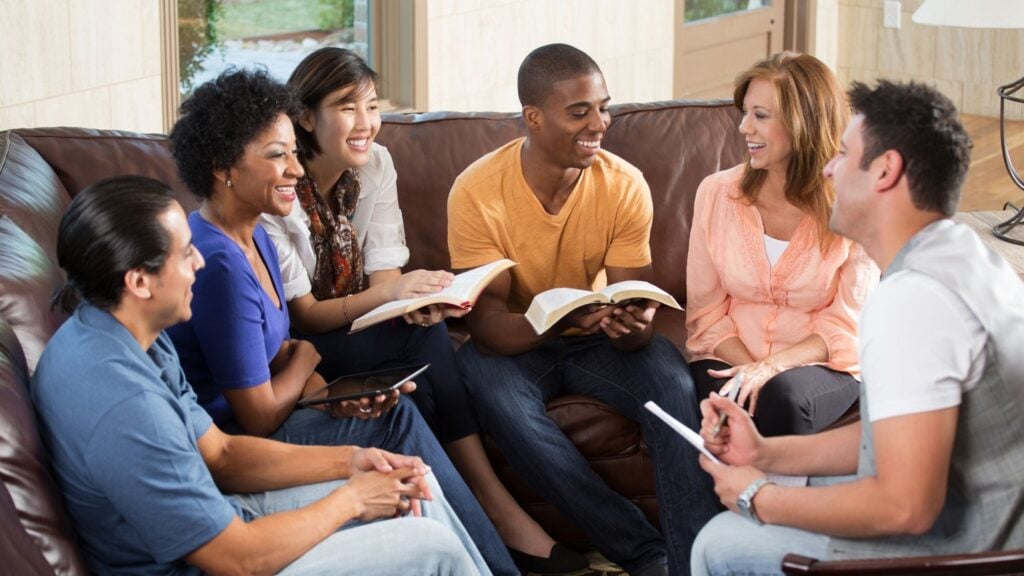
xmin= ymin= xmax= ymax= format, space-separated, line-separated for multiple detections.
xmin=954 ymin=210 xmax=1024 ymax=278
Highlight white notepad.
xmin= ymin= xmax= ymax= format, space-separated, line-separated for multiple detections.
xmin=644 ymin=401 xmax=722 ymax=463
xmin=644 ymin=400 xmax=809 ymax=487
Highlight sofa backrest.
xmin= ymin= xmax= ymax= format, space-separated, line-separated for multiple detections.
xmin=0 ymin=99 xmax=743 ymax=574
xmin=378 ymin=100 xmax=746 ymax=348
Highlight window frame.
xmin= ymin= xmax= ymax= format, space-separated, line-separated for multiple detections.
xmin=158 ymin=0 xmax=426 ymax=131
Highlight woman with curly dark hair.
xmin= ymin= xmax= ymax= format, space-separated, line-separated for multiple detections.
xmin=256 ymin=48 xmax=587 ymax=575
xmin=166 ymin=68 xmax=508 ymax=576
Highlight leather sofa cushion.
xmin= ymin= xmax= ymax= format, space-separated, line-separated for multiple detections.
xmin=0 ymin=133 xmax=70 ymax=261
xmin=0 ymin=216 xmax=67 ymax=373
xmin=0 ymin=315 xmax=88 ymax=575
xmin=13 ymin=128 xmax=197 ymax=212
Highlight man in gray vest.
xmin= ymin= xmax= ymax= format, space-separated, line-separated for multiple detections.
xmin=689 ymin=80 xmax=1024 ymax=575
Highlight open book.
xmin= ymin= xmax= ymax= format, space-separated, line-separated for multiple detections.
xmin=524 ymin=280 xmax=682 ymax=335
xmin=349 ymin=259 xmax=516 ymax=333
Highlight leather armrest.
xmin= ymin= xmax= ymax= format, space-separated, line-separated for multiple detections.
xmin=781 ymin=550 xmax=1024 ymax=575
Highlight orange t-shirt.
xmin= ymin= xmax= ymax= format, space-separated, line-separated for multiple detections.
xmin=685 ymin=165 xmax=879 ymax=375
xmin=447 ymin=138 xmax=653 ymax=314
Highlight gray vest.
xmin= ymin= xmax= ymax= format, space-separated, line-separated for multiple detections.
xmin=829 ymin=219 xmax=1024 ymax=559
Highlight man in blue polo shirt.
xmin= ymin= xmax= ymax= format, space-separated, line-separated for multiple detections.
xmin=31 ymin=176 xmax=485 ymax=576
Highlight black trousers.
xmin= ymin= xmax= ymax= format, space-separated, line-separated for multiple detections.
xmin=690 ymin=359 xmax=859 ymax=437
xmin=302 ymin=319 xmax=478 ymax=444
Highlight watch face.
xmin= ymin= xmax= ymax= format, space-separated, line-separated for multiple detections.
xmin=737 ymin=495 xmax=751 ymax=518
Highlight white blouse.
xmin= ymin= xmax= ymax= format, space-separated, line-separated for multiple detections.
xmin=260 ymin=143 xmax=410 ymax=301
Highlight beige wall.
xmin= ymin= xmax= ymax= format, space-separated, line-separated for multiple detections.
xmin=837 ymin=0 xmax=1024 ymax=117
xmin=0 ymin=0 xmax=164 ymax=132
xmin=811 ymin=0 xmax=840 ymax=70
xmin=425 ymin=0 xmax=675 ymax=112
xmin=5 ymin=0 xmax=1017 ymax=129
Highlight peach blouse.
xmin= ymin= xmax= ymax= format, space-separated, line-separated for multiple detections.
xmin=685 ymin=165 xmax=879 ymax=376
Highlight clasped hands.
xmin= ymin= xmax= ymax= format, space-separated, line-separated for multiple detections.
xmin=706 ymin=359 xmax=784 ymax=417
xmin=563 ymin=299 xmax=660 ymax=339
xmin=346 ymin=447 xmax=433 ymax=520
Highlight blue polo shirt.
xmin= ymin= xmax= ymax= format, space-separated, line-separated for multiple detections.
xmin=31 ymin=304 xmax=241 ymax=576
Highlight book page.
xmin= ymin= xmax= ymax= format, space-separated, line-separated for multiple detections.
xmin=529 ymin=288 xmax=601 ymax=314
xmin=601 ymin=280 xmax=682 ymax=310
xmin=524 ymin=288 xmax=607 ymax=334
xmin=350 ymin=259 xmax=515 ymax=332
xmin=436 ymin=259 xmax=515 ymax=302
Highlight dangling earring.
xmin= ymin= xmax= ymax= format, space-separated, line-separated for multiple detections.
xmin=226 ymin=178 xmax=233 ymax=188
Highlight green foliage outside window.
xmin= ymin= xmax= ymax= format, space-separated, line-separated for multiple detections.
xmin=179 ymin=0 xmax=223 ymax=94
xmin=317 ymin=0 xmax=354 ymax=30
xmin=685 ymin=0 xmax=763 ymax=23
xmin=177 ymin=0 xmax=357 ymax=96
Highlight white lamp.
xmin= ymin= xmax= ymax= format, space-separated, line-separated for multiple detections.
xmin=912 ymin=0 xmax=1024 ymax=29
xmin=913 ymin=0 xmax=1024 ymax=244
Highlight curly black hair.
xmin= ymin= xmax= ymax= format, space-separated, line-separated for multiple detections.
xmin=170 ymin=68 xmax=302 ymax=199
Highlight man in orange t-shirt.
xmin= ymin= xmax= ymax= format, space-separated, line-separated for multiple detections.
xmin=447 ymin=43 xmax=717 ymax=576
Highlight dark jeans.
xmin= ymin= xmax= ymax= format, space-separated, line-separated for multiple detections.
xmin=690 ymin=359 xmax=859 ymax=437
xmin=270 ymin=398 xmax=517 ymax=576
xmin=303 ymin=320 xmax=478 ymax=443
xmin=458 ymin=334 xmax=718 ymax=576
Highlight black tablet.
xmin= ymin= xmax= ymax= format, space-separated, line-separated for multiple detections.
xmin=297 ymin=364 xmax=430 ymax=406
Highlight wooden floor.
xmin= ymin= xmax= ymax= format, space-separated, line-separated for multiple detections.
xmin=961 ymin=114 xmax=1024 ymax=212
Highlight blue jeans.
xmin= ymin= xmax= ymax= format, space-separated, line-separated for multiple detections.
xmin=690 ymin=475 xmax=854 ymax=575
xmin=458 ymin=334 xmax=719 ymax=576
xmin=229 ymin=474 xmax=483 ymax=575
xmin=269 ymin=398 xmax=517 ymax=576
xmin=690 ymin=511 xmax=829 ymax=576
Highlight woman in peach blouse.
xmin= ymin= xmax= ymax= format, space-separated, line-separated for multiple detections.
xmin=686 ymin=51 xmax=878 ymax=436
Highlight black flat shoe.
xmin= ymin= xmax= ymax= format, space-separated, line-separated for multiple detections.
xmin=507 ymin=543 xmax=590 ymax=575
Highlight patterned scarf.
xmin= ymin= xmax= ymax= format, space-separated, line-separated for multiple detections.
xmin=296 ymin=170 xmax=365 ymax=300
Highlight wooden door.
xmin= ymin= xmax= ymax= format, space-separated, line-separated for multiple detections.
xmin=674 ymin=0 xmax=785 ymax=100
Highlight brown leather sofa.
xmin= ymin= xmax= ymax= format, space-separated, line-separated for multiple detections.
xmin=0 ymin=100 xmax=746 ymax=574
xmin=4 ymin=101 xmax=1022 ymax=576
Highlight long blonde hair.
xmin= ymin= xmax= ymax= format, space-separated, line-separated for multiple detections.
xmin=733 ymin=51 xmax=848 ymax=252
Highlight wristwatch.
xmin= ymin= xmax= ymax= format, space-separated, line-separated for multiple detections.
xmin=737 ymin=476 xmax=773 ymax=525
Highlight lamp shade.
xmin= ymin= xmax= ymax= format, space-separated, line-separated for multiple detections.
xmin=912 ymin=0 xmax=1024 ymax=29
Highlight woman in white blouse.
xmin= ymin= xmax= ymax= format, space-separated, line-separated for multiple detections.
xmin=259 ymin=48 xmax=587 ymax=575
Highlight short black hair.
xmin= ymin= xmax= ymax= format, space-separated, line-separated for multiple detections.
xmin=53 ymin=176 xmax=176 ymax=313
xmin=170 ymin=68 xmax=302 ymax=199
xmin=288 ymin=47 xmax=378 ymax=159
xmin=517 ymin=43 xmax=602 ymax=107
xmin=848 ymin=80 xmax=972 ymax=217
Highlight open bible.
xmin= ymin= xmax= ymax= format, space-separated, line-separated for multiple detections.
xmin=349 ymin=259 xmax=516 ymax=333
xmin=524 ymin=280 xmax=682 ymax=335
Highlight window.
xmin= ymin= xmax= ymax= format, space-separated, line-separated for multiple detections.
xmin=684 ymin=0 xmax=768 ymax=24
xmin=177 ymin=0 xmax=367 ymax=94
xmin=161 ymin=0 xmax=423 ymax=131
xmin=673 ymin=0 xmax=782 ymax=99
